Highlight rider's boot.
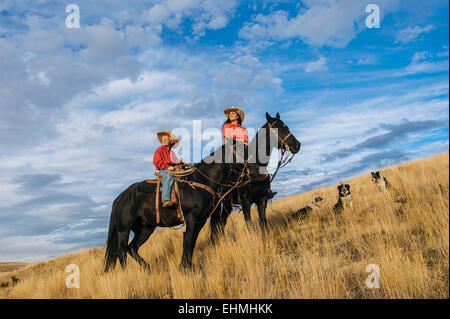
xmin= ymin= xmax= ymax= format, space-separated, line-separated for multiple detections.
xmin=162 ymin=200 xmax=174 ymax=208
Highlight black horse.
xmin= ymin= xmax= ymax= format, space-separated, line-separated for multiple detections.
xmin=210 ymin=112 xmax=301 ymax=241
xmin=104 ymin=146 xmax=247 ymax=272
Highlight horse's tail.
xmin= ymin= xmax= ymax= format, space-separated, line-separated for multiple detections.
xmin=104 ymin=206 xmax=118 ymax=272
xmin=104 ymin=185 xmax=139 ymax=272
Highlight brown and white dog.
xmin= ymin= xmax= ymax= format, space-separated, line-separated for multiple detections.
xmin=333 ymin=184 xmax=353 ymax=214
xmin=292 ymin=196 xmax=324 ymax=219
xmin=371 ymin=171 xmax=392 ymax=192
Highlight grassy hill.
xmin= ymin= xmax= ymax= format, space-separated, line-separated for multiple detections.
xmin=0 ymin=263 xmax=29 ymax=276
xmin=1 ymin=152 xmax=448 ymax=299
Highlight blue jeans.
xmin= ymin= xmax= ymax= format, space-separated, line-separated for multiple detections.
xmin=159 ymin=170 xmax=174 ymax=201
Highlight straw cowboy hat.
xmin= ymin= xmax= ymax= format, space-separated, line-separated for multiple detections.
xmin=224 ymin=107 xmax=245 ymax=122
xmin=157 ymin=130 xmax=179 ymax=148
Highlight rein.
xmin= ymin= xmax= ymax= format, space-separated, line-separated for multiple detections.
xmin=193 ymin=161 xmax=250 ymax=189
xmin=169 ymin=160 xmax=251 ymax=218
xmin=205 ymin=162 xmax=251 ymax=217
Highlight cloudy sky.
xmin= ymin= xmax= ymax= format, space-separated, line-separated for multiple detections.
xmin=0 ymin=0 xmax=448 ymax=262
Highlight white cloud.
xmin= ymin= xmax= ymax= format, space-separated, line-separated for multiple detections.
xmin=239 ymin=0 xmax=399 ymax=48
xmin=437 ymin=45 xmax=449 ymax=58
xmin=402 ymin=60 xmax=449 ymax=75
xmin=411 ymin=51 xmax=431 ymax=64
xmin=395 ymin=24 xmax=435 ymax=44
xmin=144 ymin=0 xmax=237 ymax=38
xmin=305 ymin=56 xmax=328 ymax=72
xmin=392 ymin=51 xmax=449 ymax=77
xmin=208 ymin=14 xmax=228 ymax=30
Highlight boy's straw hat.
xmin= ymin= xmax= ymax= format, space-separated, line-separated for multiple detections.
xmin=157 ymin=130 xmax=179 ymax=148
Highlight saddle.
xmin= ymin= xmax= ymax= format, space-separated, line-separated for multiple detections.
xmin=137 ymin=166 xmax=216 ymax=226
xmin=143 ymin=176 xmax=184 ymax=225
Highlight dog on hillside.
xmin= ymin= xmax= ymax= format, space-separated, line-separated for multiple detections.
xmin=371 ymin=171 xmax=407 ymax=203
xmin=292 ymin=196 xmax=324 ymax=220
xmin=11 ymin=276 xmax=19 ymax=286
xmin=371 ymin=171 xmax=392 ymax=192
xmin=333 ymin=184 xmax=353 ymax=214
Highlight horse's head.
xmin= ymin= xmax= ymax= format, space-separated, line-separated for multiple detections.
xmin=265 ymin=112 xmax=301 ymax=154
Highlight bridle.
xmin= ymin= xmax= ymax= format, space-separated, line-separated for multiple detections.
xmin=267 ymin=120 xmax=293 ymax=154
xmin=266 ymin=120 xmax=296 ymax=183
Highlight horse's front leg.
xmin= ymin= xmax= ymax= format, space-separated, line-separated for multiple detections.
xmin=256 ymin=196 xmax=268 ymax=234
xmin=180 ymin=212 xmax=207 ymax=268
xmin=242 ymin=199 xmax=252 ymax=226
xmin=210 ymin=200 xmax=232 ymax=244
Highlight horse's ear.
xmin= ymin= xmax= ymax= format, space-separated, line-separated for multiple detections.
xmin=276 ymin=112 xmax=280 ymax=120
xmin=266 ymin=112 xmax=272 ymax=122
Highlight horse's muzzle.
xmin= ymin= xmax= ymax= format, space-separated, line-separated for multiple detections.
xmin=291 ymin=141 xmax=301 ymax=154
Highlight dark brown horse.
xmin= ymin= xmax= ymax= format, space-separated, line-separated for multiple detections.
xmin=104 ymin=145 xmax=247 ymax=272
xmin=210 ymin=112 xmax=301 ymax=241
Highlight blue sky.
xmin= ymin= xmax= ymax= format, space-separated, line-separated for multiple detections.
xmin=0 ymin=0 xmax=448 ymax=262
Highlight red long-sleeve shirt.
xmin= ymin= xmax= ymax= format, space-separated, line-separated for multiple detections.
xmin=153 ymin=145 xmax=179 ymax=170
xmin=222 ymin=123 xmax=249 ymax=144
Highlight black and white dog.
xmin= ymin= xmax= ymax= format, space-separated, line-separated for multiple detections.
xmin=333 ymin=184 xmax=353 ymax=214
xmin=292 ymin=196 xmax=324 ymax=219
xmin=371 ymin=171 xmax=392 ymax=192
xmin=371 ymin=171 xmax=407 ymax=203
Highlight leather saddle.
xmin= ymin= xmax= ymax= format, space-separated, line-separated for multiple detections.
xmin=140 ymin=175 xmax=184 ymax=225
xmin=137 ymin=169 xmax=216 ymax=226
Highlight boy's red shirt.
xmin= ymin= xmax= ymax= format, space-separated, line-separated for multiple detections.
xmin=153 ymin=145 xmax=179 ymax=170
xmin=222 ymin=122 xmax=249 ymax=144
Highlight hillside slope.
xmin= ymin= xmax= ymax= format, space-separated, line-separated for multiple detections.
xmin=0 ymin=263 xmax=28 ymax=276
xmin=1 ymin=152 xmax=448 ymax=299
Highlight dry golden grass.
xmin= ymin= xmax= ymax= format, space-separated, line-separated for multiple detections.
xmin=0 ymin=263 xmax=28 ymax=276
xmin=1 ymin=152 xmax=448 ymax=299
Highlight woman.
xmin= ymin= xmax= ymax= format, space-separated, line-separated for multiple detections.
xmin=153 ymin=130 xmax=180 ymax=208
xmin=222 ymin=106 xmax=276 ymax=200
xmin=222 ymin=107 xmax=248 ymax=145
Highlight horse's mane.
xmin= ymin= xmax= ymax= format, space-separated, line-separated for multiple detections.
xmin=197 ymin=141 xmax=250 ymax=166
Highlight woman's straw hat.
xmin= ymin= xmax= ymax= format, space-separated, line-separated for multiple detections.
xmin=224 ymin=107 xmax=245 ymax=122
xmin=157 ymin=130 xmax=179 ymax=148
